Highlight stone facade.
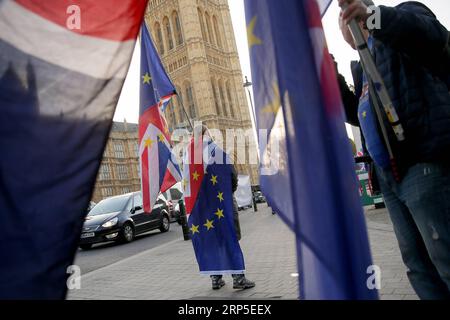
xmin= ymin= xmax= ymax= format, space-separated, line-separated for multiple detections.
xmin=91 ymin=121 xmax=141 ymax=203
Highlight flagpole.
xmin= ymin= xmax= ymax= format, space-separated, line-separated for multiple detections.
xmin=175 ymin=91 xmax=195 ymax=132
xmin=345 ymin=14 xmax=404 ymax=181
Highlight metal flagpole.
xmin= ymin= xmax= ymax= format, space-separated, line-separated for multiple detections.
xmin=175 ymin=91 xmax=194 ymax=132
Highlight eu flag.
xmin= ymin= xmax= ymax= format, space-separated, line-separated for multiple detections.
xmin=183 ymin=135 xmax=245 ymax=274
xmin=0 ymin=0 xmax=148 ymax=299
xmin=245 ymin=0 xmax=378 ymax=299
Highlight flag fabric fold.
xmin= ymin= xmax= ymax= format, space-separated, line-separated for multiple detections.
xmin=245 ymin=0 xmax=378 ymax=299
xmin=139 ymin=22 xmax=181 ymax=213
xmin=0 ymin=0 xmax=148 ymax=299
xmin=183 ymin=135 xmax=245 ymax=275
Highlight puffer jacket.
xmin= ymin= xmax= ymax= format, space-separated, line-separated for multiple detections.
xmin=338 ymin=1 xmax=450 ymax=171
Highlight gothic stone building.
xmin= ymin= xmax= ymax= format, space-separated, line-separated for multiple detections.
xmin=91 ymin=121 xmax=141 ymax=203
xmin=145 ymin=0 xmax=259 ymax=185
xmin=92 ymin=0 xmax=259 ymax=202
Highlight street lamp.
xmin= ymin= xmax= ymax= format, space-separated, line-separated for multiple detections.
xmin=243 ymin=76 xmax=256 ymax=124
xmin=243 ymin=76 xmax=259 ymax=212
xmin=243 ymin=76 xmax=257 ymax=135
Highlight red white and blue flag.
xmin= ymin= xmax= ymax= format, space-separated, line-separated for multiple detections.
xmin=0 ymin=0 xmax=148 ymax=298
xmin=245 ymin=0 xmax=378 ymax=299
xmin=139 ymin=23 xmax=181 ymax=213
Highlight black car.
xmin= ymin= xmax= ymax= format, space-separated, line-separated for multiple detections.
xmin=79 ymin=191 xmax=170 ymax=250
xmin=86 ymin=201 xmax=96 ymax=213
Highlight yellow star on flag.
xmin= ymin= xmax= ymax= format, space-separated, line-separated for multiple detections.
xmin=247 ymin=16 xmax=262 ymax=50
xmin=210 ymin=175 xmax=218 ymax=186
xmin=204 ymin=219 xmax=214 ymax=231
xmin=217 ymin=191 xmax=224 ymax=202
xmin=142 ymin=72 xmax=151 ymax=84
xmin=192 ymin=171 xmax=200 ymax=181
xmin=190 ymin=224 xmax=199 ymax=235
xmin=144 ymin=138 xmax=154 ymax=149
xmin=214 ymin=208 xmax=224 ymax=219
xmin=158 ymin=133 xmax=165 ymax=142
xmin=362 ymin=111 xmax=367 ymax=118
xmin=261 ymin=83 xmax=281 ymax=114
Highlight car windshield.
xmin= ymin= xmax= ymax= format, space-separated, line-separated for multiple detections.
xmin=88 ymin=196 xmax=129 ymax=216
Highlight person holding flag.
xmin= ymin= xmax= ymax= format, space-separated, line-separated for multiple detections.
xmin=139 ymin=22 xmax=182 ymax=213
xmin=336 ymin=0 xmax=450 ymax=299
xmin=183 ymin=125 xmax=255 ymax=290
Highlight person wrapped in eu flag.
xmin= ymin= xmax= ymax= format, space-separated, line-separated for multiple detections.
xmin=183 ymin=125 xmax=255 ymax=290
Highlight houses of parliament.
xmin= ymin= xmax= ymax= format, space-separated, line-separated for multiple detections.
xmin=91 ymin=0 xmax=258 ymax=202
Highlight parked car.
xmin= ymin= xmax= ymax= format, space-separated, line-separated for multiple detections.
xmin=79 ymin=191 xmax=170 ymax=250
xmin=253 ymin=191 xmax=266 ymax=203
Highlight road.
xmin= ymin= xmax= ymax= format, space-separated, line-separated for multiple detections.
xmin=73 ymin=222 xmax=185 ymax=275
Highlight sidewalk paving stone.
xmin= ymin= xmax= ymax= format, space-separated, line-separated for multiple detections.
xmin=68 ymin=205 xmax=417 ymax=300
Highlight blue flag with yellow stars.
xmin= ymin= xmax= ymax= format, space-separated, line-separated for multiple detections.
xmin=184 ymin=136 xmax=245 ymax=275
xmin=245 ymin=0 xmax=377 ymax=299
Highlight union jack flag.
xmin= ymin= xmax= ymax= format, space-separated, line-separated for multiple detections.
xmin=139 ymin=22 xmax=181 ymax=212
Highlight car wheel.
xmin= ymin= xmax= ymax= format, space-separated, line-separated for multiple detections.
xmin=120 ymin=223 xmax=135 ymax=243
xmin=159 ymin=214 xmax=170 ymax=233
xmin=79 ymin=244 xmax=92 ymax=250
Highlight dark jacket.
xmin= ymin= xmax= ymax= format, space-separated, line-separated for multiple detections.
xmin=231 ymin=165 xmax=241 ymax=241
xmin=338 ymin=1 xmax=450 ymax=172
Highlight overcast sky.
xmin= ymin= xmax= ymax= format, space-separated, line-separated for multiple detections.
xmin=114 ymin=0 xmax=450 ymax=125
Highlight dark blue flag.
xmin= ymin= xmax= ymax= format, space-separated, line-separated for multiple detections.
xmin=0 ymin=0 xmax=148 ymax=299
xmin=183 ymin=136 xmax=245 ymax=274
xmin=245 ymin=0 xmax=378 ymax=299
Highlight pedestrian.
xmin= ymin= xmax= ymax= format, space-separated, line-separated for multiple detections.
xmin=336 ymin=0 xmax=450 ymax=299
xmin=184 ymin=124 xmax=255 ymax=291
xmin=209 ymin=130 xmax=255 ymax=290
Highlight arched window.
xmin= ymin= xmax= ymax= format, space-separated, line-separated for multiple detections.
xmin=172 ymin=11 xmax=183 ymax=45
xmin=155 ymin=22 xmax=164 ymax=54
xmin=213 ymin=16 xmax=222 ymax=48
xmin=197 ymin=8 xmax=207 ymax=42
xmin=211 ymin=79 xmax=221 ymax=115
xmin=218 ymin=80 xmax=228 ymax=117
xmin=226 ymin=82 xmax=235 ymax=118
xmin=163 ymin=16 xmax=174 ymax=51
xmin=205 ymin=12 xmax=215 ymax=45
xmin=185 ymin=83 xmax=196 ymax=119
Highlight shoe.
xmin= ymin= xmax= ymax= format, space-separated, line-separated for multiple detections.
xmin=212 ymin=277 xmax=226 ymax=290
xmin=233 ymin=277 xmax=255 ymax=290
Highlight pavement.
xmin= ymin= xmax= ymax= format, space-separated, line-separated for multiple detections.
xmin=67 ymin=203 xmax=418 ymax=300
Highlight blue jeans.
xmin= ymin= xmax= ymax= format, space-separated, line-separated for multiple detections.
xmin=376 ymin=163 xmax=450 ymax=299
